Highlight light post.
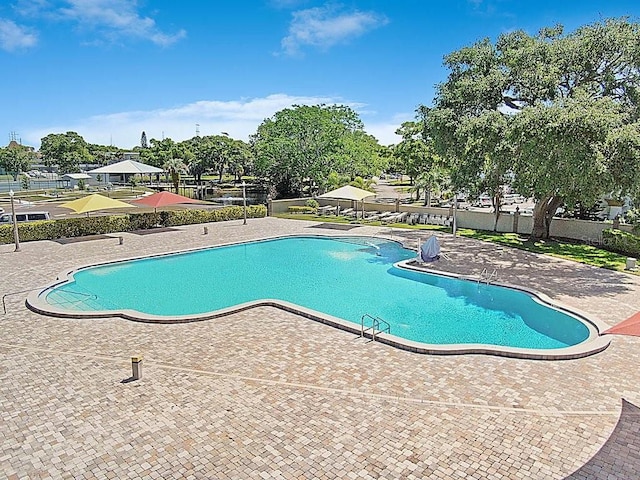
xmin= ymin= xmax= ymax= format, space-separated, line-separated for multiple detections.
xmin=9 ymin=190 xmax=20 ymax=252
xmin=452 ymin=193 xmax=458 ymax=238
xmin=242 ymin=181 xmax=247 ymax=225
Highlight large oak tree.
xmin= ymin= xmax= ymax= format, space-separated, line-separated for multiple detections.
xmin=39 ymin=132 xmax=93 ymax=174
xmin=425 ymin=18 xmax=640 ymax=238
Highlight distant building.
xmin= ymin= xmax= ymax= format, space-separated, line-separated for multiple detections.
xmin=121 ymin=152 xmax=140 ymax=162
xmin=61 ymin=173 xmax=92 ymax=189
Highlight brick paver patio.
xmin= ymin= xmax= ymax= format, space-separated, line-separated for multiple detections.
xmin=1 ymin=217 xmax=639 ymax=479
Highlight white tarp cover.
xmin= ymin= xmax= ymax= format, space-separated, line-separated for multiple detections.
xmin=88 ymin=160 xmax=163 ymax=174
xmin=317 ymin=185 xmax=375 ymax=201
xmin=420 ymin=236 xmax=440 ymax=262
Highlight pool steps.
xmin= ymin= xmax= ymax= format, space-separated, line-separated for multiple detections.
xmin=360 ymin=314 xmax=391 ymax=342
xmin=477 ymin=268 xmax=498 ymax=285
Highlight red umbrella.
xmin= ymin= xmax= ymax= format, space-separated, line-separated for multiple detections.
xmin=132 ymin=191 xmax=204 ymax=212
xmin=602 ymin=311 xmax=640 ymax=337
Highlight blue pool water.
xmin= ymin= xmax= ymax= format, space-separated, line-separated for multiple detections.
xmin=45 ymin=236 xmax=591 ymax=349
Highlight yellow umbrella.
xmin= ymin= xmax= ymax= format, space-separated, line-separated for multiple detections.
xmin=60 ymin=194 xmax=134 ymax=215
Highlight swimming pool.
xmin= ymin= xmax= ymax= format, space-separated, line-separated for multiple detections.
xmin=28 ymin=235 xmax=608 ymax=359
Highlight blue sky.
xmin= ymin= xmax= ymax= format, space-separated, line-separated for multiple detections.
xmin=1 ymin=0 xmax=639 ymax=150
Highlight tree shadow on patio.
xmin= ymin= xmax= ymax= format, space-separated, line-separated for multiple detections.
xmin=391 ymin=230 xmax=639 ymax=300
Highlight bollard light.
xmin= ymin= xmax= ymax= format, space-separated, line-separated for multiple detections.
xmin=131 ymin=356 xmax=142 ymax=380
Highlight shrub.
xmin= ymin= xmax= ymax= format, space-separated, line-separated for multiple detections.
xmin=305 ymin=199 xmax=319 ymax=210
xmin=0 ymin=205 xmax=267 ymax=244
xmin=602 ymin=228 xmax=640 ymax=258
xmin=288 ymin=206 xmax=316 ymax=214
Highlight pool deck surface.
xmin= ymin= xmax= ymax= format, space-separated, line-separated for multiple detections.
xmin=2 ymin=217 xmax=640 ymax=479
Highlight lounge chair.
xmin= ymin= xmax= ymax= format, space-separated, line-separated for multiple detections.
xmin=318 ymin=205 xmax=337 ymax=215
xmin=364 ymin=211 xmax=382 ymax=220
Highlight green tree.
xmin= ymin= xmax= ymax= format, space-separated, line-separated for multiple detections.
xmin=88 ymin=143 xmax=120 ymax=166
xmin=227 ymin=139 xmax=254 ymax=183
xmin=163 ymin=158 xmax=188 ymax=194
xmin=40 ymin=132 xmax=93 ymax=174
xmin=605 ymin=122 xmax=640 ymax=204
xmin=426 ymin=18 xmax=640 ymax=238
xmin=141 ymin=138 xmax=178 ymax=168
xmin=337 ymin=130 xmax=387 ymax=181
xmin=325 ymin=171 xmax=350 ymax=191
xmin=188 ymin=134 xmax=243 ymax=182
xmin=0 ymin=144 xmax=32 ymax=180
xmin=349 ymin=176 xmax=376 ymax=192
xmin=393 ymin=119 xmax=448 ymax=208
xmin=509 ymin=95 xmax=625 ymax=236
xmin=253 ymin=104 xmax=376 ymax=198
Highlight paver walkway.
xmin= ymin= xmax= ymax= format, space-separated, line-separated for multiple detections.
xmin=1 ymin=217 xmax=639 ymax=479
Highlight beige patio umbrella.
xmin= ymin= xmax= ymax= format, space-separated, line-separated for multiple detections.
xmin=318 ymin=185 xmax=376 ymax=218
xmin=60 ymin=194 xmax=135 ymax=215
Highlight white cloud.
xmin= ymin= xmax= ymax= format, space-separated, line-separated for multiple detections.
xmin=281 ymin=5 xmax=388 ymax=56
xmin=14 ymin=0 xmax=51 ymax=17
xmin=16 ymin=0 xmax=186 ymax=46
xmin=0 ymin=18 xmax=38 ymax=51
xmin=24 ymin=94 xmax=404 ymax=149
xmin=363 ymin=121 xmax=404 ymax=146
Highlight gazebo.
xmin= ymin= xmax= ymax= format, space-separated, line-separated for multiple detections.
xmin=88 ymin=160 xmax=163 ymax=185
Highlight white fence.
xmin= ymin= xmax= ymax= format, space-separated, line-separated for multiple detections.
xmin=271 ymin=198 xmax=633 ymax=241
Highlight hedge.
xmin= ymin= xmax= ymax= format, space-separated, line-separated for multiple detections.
xmin=602 ymin=228 xmax=640 ymax=258
xmin=0 ymin=205 xmax=267 ymax=244
xmin=288 ymin=206 xmax=316 ymax=214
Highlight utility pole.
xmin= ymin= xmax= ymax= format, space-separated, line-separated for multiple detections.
xmin=195 ymin=124 xmax=200 ymax=137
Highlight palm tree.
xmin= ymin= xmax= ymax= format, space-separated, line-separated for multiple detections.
xmin=349 ymin=176 xmax=377 ymax=192
xmin=412 ymin=168 xmax=448 ymax=206
xmin=163 ymin=158 xmax=187 ymax=194
xmin=324 ymin=171 xmax=349 ymax=192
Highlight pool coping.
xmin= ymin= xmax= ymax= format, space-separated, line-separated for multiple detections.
xmin=25 ymin=233 xmax=611 ymax=361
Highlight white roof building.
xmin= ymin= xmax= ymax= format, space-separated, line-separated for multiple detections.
xmin=88 ymin=160 xmax=163 ymax=174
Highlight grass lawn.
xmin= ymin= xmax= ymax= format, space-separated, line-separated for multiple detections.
xmin=275 ymin=213 xmax=637 ymax=274
xmin=455 ymin=229 xmax=634 ymax=273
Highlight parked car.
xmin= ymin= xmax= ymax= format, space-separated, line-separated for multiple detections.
xmin=472 ymin=196 xmax=492 ymax=208
xmin=503 ymin=193 xmax=524 ymax=205
xmin=440 ymin=198 xmax=465 ymax=207
xmin=0 ymin=211 xmax=51 ymax=223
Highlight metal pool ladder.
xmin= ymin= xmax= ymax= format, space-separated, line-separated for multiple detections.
xmin=477 ymin=268 xmax=497 ymax=285
xmin=361 ymin=314 xmax=391 ymax=342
